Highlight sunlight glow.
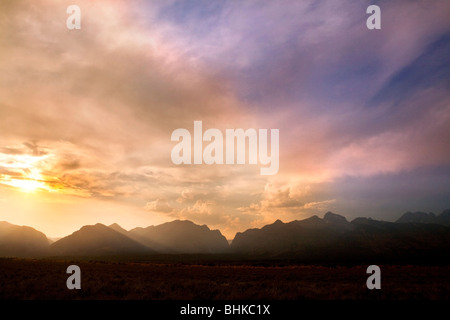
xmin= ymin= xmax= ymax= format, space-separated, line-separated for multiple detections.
xmin=0 ymin=150 xmax=92 ymax=197
xmin=0 ymin=168 xmax=51 ymax=193
xmin=3 ymin=178 xmax=47 ymax=193
xmin=0 ymin=153 xmax=53 ymax=193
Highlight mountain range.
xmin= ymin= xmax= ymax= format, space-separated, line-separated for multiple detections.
xmin=231 ymin=212 xmax=450 ymax=263
xmin=396 ymin=210 xmax=450 ymax=225
xmin=0 ymin=210 xmax=449 ymax=262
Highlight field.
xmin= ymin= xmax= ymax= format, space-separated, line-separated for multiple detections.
xmin=0 ymin=257 xmax=448 ymax=300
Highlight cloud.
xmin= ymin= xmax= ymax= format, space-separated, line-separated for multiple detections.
xmin=0 ymin=0 xmax=260 ymax=199
xmin=236 ymin=181 xmax=336 ymax=229
xmin=145 ymin=199 xmax=174 ymax=214
xmin=303 ymin=199 xmax=336 ymax=211
xmin=181 ymin=200 xmax=215 ymax=216
xmin=153 ymin=0 xmax=450 ymax=181
xmin=0 ymin=0 xmax=449 ymax=238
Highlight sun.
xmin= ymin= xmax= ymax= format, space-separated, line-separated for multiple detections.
xmin=0 ymin=151 xmax=91 ymax=197
xmin=1 ymin=168 xmax=50 ymax=193
xmin=0 ymin=153 xmax=53 ymax=193
xmin=5 ymin=178 xmax=46 ymax=193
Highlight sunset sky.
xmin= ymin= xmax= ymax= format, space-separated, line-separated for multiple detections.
xmin=1 ymin=0 xmax=449 ymax=239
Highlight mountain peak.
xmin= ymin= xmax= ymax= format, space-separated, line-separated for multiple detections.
xmin=109 ymin=223 xmax=122 ymax=228
xmin=128 ymin=219 xmax=230 ymax=253
xmin=323 ymin=212 xmax=349 ymax=224
xmin=109 ymin=223 xmax=129 ymax=235
xmin=51 ymin=223 xmax=151 ymax=256
xmin=88 ymin=223 xmax=107 ymax=228
xmin=295 ymin=215 xmax=324 ymax=227
xmin=396 ymin=211 xmax=436 ymax=224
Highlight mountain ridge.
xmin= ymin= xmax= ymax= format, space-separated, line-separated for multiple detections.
xmin=0 ymin=221 xmax=50 ymax=257
xmin=396 ymin=210 xmax=450 ymax=226
xmin=50 ymin=223 xmax=152 ymax=256
xmin=231 ymin=211 xmax=450 ymax=263
xmin=128 ymin=219 xmax=230 ymax=254
xmin=1 ymin=209 xmax=449 ymax=260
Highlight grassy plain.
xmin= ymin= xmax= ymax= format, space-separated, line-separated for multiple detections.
xmin=0 ymin=257 xmax=448 ymax=300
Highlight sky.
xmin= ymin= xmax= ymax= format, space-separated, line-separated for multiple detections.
xmin=0 ymin=0 xmax=449 ymax=239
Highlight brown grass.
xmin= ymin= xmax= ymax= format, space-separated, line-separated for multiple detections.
xmin=0 ymin=258 xmax=448 ymax=300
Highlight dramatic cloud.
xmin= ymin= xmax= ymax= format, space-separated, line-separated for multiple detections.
xmin=0 ymin=0 xmax=449 ymax=238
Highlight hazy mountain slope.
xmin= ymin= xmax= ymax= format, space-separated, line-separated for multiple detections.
xmin=0 ymin=221 xmax=49 ymax=257
xmin=396 ymin=211 xmax=437 ymax=224
xmin=129 ymin=220 xmax=230 ymax=253
xmin=108 ymin=223 xmax=129 ymax=235
xmin=50 ymin=223 xmax=153 ymax=256
xmin=396 ymin=210 xmax=450 ymax=226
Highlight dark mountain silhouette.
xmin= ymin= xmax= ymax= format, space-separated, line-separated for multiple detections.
xmin=323 ymin=211 xmax=351 ymax=228
xmin=50 ymin=223 xmax=153 ymax=256
xmin=396 ymin=210 xmax=450 ymax=226
xmin=347 ymin=217 xmax=450 ymax=262
xmin=440 ymin=209 xmax=450 ymax=225
xmin=396 ymin=211 xmax=436 ymax=223
xmin=231 ymin=213 xmax=350 ymax=256
xmin=1 ymin=210 xmax=449 ymax=261
xmin=0 ymin=221 xmax=49 ymax=257
xmin=231 ymin=212 xmax=450 ymax=263
xmin=128 ymin=220 xmax=230 ymax=253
